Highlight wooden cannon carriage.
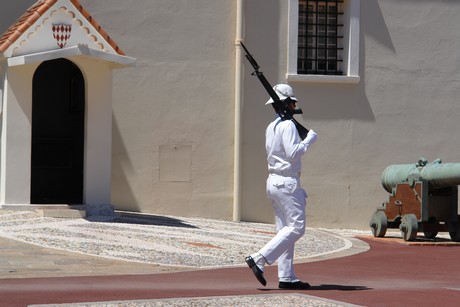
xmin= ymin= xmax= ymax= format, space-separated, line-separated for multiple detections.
xmin=370 ymin=158 xmax=460 ymax=241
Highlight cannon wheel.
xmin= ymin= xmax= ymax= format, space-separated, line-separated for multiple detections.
xmin=423 ymin=217 xmax=439 ymax=239
xmin=370 ymin=211 xmax=387 ymax=237
xmin=400 ymin=214 xmax=418 ymax=241
xmin=449 ymin=224 xmax=460 ymax=242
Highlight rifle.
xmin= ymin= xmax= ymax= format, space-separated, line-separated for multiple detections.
xmin=240 ymin=42 xmax=309 ymax=140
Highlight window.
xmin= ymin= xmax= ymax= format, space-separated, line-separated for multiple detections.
xmin=288 ymin=0 xmax=360 ymax=83
xmin=298 ymin=0 xmax=343 ymax=75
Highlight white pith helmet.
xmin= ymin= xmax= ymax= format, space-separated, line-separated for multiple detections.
xmin=266 ymin=84 xmax=298 ymax=105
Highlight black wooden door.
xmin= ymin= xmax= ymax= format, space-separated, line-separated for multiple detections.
xmin=31 ymin=58 xmax=85 ymax=204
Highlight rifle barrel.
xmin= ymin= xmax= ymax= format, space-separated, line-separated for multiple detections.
xmin=240 ymin=42 xmax=310 ymax=140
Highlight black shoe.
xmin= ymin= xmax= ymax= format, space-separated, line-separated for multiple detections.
xmin=245 ymin=256 xmax=266 ymax=286
xmin=279 ymin=281 xmax=311 ymax=290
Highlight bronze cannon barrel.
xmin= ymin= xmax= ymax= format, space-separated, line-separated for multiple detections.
xmin=381 ymin=158 xmax=460 ymax=193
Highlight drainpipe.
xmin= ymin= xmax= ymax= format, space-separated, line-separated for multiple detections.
xmin=0 ymin=58 xmax=4 ymax=115
xmin=233 ymin=0 xmax=243 ymax=222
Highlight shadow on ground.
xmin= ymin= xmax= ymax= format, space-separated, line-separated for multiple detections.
xmin=87 ymin=212 xmax=198 ymax=228
xmin=260 ymin=285 xmax=371 ymax=292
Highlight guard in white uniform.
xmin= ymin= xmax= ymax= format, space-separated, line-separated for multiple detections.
xmin=245 ymin=84 xmax=317 ymax=289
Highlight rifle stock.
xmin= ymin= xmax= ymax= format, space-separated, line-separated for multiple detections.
xmin=240 ymin=42 xmax=309 ymax=140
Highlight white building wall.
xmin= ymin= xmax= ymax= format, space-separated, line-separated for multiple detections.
xmin=78 ymin=0 xmax=460 ymax=227
xmin=80 ymin=0 xmax=236 ymax=219
xmin=0 ymin=64 xmax=36 ymax=204
xmin=72 ymin=57 xmax=113 ymax=205
xmin=3 ymin=0 xmax=459 ymax=228
xmin=243 ymin=0 xmax=460 ymax=228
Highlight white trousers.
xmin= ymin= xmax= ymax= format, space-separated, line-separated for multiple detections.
xmin=259 ymin=174 xmax=307 ymax=282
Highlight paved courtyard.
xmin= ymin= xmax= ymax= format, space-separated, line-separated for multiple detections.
xmin=0 ymin=209 xmax=459 ymax=306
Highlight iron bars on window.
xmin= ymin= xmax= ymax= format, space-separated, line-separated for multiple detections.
xmin=298 ymin=0 xmax=344 ymax=75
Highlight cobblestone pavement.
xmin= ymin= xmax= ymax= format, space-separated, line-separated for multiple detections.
xmin=0 ymin=209 xmax=368 ymax=307
xmin=0 ymin=210 xmax=362 ymax=269
xmin=30 ymin=294 xmax=362 ymax=307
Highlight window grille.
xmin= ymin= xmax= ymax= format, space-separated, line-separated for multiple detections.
xmin=298 ymin=0 xmax=344 ymax=75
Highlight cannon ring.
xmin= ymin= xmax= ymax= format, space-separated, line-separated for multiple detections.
xmin=370 ymin=210 xmax=387 ymax=238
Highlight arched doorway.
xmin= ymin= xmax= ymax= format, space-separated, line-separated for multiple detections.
xmin=31 ymin=58 xmax=85 ymax=204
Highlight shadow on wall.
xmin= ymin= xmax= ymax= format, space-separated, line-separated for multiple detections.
xmin=296 ymin=82 xmax=373 ymax=122
xmin=298 ymin=0 xmax=396 ymax=123
xmin=0 ymin=0 xmax=37 ymax=34
xmin=364 ymin=0 xmax=395 ymax=54
xmin=111 ymin=114 xmax=139 ymax=211
xmin=240 ymin=0 xmax=283 ymax=223
xmin=239 ymin=0 xmax=398 ymax=223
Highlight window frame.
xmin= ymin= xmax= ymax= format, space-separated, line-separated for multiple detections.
xmin=287 ymin=0 xmax=360 ymax=83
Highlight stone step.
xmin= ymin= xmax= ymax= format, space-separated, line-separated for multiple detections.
xmin=36 ymin=208 xmax=86 ymax=219
xmin=1 ymin=204 xmax=87 ymax=219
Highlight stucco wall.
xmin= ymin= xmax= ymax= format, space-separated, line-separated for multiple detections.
xmin=0 ymin=1 xmax=36 ymax=36
xmin=243 ymin=0 xmax=460 ymax=228
xmin=4 ymin=0 xmax=459 ymax=229
xmin=79 ymin=0 xmax=237 ymax=219
xmin=80 ymin=0 xmax=460 ymax=228
xmin=72 ymin=57 xmax=114 ymax=205
xmin=0 ymin=64 xmax=36 ymax=204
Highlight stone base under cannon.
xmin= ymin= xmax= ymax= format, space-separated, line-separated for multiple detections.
xmin=370 ymin=181 xmax=460 ymax=242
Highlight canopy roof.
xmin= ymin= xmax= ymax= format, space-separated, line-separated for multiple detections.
xmin=0 ymin=0 xmax=126 ymax=59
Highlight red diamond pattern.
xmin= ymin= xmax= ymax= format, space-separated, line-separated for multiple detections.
xmin=52 ymin=24 xmax=72 ymax=48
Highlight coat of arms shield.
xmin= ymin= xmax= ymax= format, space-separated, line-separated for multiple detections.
xmin=52 ymin=24 xmax=72 ymax=48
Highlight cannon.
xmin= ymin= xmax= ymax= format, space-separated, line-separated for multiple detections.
xmin=370 ymin=158 xmax=460 ymax=242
